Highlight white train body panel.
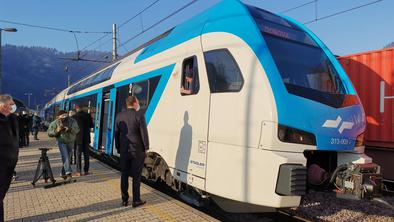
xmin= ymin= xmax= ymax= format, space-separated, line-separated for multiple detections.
xmin=43 ymin=0 xmax=372 ymax=211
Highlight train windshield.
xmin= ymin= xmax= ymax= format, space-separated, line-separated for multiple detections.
xmin=248 ymin=6 xmax=347 ymax=107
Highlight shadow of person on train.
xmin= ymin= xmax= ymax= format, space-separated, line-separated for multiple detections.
xmin=175 ymin=111 xmax=192 ymax=176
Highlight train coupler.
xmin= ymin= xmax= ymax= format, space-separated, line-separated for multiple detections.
xmin=333 ymin=163 xmax=383 ymax=200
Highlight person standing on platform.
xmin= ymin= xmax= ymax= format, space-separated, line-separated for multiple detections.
xmin=115 ymin=96 xmax=149 ymax=208
xmin=0 ymin=94 xmax=19 ymax=222
xmin=28 ymin=112 xmax=33 ymax=136
xmin=17 ymin=112 xmax=25 ymax=147
xmin=73 ymin=105 xmax=93 ymax=176
xmin=68 ymin=110 xmax=77 ymax=165
xmin=23 ymin=111 xmax=30 ymax=147
xmin=47 ymin=110 xmax=79 ymax=181
xmin=32 ymin=112 xmax=41 ymax=140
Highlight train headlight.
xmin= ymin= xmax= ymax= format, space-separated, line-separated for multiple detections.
xmin=355 ymin=132 xmax=365 ymax=147
xmin=278 ymin=125 xmax=316 ymax=145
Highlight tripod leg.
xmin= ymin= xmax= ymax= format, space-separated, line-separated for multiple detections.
xmin=32 ymin=158 xmax=43 ymax=185
xmin=45 ymin=156 xmax=56 ymax=184
xmin=42 ymin=158 xmax=48 ymax=183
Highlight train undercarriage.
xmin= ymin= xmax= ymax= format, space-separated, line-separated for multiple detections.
xmin=91 ymin=148 xmax=388 ymax=213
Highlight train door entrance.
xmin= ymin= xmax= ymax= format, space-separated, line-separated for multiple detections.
xmin=98 ymin=92 xmax=110 ymax=153
xmin=64 ymin=100 xmax=70 ymax=111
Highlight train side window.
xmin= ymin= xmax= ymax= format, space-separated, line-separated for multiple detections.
xmin=181 ymin=56 xmax=199 ymax=96
xmin=204 ymin=49 xmax=244 ymax=93
xmin=116 ymin=75 xmax=161 ymax=115
xmin=131 ymin=80 xmax=149 ymax=112
xmin=69 ymin=94 xmax=97 ymax=126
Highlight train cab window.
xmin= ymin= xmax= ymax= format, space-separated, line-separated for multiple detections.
xmin=204 ymin=49 xmax=244 ymax=93
xmin=181 ymin=56 xmax=199 ymax=96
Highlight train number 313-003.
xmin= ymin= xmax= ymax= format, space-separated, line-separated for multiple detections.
xmin=330 ymin=138 xmax=350 ymax=145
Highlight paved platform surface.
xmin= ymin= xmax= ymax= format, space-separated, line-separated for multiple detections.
xmin=4 ymin=133 xmax=218 ymax=222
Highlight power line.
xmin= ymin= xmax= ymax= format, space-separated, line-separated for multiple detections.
xmin=118 ymin=0 xmax=160 ymax=29
xmin=304 ymin=0 xmax=383 ymax=24
xmin=0 ymin=19 xmax=111 ymax=34
xmin=62 ymin=0 xmax=163 ymax=79
xmin=71 ymin=0 xmax=161 ymax=63
xmin=279 ymin=0 xmax=317 ymax=14
xmin=119 ymin=0 xmax=198 ymax=48
xmin=65 ymin=0 xmax=197 ymax=86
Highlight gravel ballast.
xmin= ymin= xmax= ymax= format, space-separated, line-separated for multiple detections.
xmin=291 ymin=191 xmax=394 ymax=222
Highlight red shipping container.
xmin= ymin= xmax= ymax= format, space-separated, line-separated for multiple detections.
xmin=338 ymin=48 xmax=394 ymax=180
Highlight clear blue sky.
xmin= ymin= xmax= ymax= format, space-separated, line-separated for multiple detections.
xmin=0 ymin=0 xmax=393 ymax=56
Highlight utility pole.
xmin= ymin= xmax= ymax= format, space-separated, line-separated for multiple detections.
xmin=24 ymin=92 xmax=32 ymax=108
xmin=0 ymin=27 xmax=17 ymax=93
xmin=112 ymin=23 xmax=118 ymax=61
xmin=65 ymin=66 xmax=70 ymax=87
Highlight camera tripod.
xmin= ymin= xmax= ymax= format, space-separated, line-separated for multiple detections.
xmin=32 ymin=148 xmax=56 ymax=186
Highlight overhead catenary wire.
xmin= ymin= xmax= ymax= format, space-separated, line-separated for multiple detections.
xmin=69 ymin=0 xmax=197 ymax=75
xmin=279 ymin=0 xmax=317 ymax=14
xmin=304 ymin=0 xmax=384 ymax=24
xmin=66 ymin=0 xmax=198 ymax=87
xmin=119 ymin=0 xmax=198 ymax=48
xmin=62 ymin=0 xmax=159 ymax=83
xmin=117 ymin=0 xmax=160 ymax=29
xmin=68 ymin=0 xmax=161 ymax=64
xmin=0 ymin=19 xmax=111 ymax=34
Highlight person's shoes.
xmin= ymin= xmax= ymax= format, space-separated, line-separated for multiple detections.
xmin=12 ymin=175 xmax=18 ymax=181
xmin=121 ymin=201 xmax=129 ymax=207
xmin=74 ymin=172 xmax=81 ymax=177
xmin=64 ymin=175 xmax=73 ymax=182
xmin=61 ymin=174 xmax=67 ymax=180
xmin=132 ymin=200 xmax=146 ymax=208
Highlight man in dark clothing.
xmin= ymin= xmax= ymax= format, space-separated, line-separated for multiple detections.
xmin=22 ymin=111 xmax=30 ymax=147
xmin=0 ymin=94 xmax=19 ymax=222
xmin=115 ymin=96 xmax=149 ymax=208
xmin=17 ymin=112 xmax=25 ymax=147
xmin=73 ymin=105 xmax=93 ymax=176
xmin=32 ymin=112 xmax=42 ymax=140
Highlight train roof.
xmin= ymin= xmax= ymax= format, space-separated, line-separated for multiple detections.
xmin=46 ymin=0 xmax=283 ymax=105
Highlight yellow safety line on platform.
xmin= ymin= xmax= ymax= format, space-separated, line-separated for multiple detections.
xmin=91 ymin=169 xmax=177 ymax=222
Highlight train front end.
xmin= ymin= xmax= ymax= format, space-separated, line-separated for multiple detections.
xmin=247 ymin=6 xmax=382 ymax=201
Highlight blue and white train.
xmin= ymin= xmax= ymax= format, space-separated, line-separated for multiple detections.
xmin=44 ymin=0 xmax=382 ymax=212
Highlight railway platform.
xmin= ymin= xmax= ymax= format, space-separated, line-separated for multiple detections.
xmin=4 ymin=133 xmax=218 ymax=222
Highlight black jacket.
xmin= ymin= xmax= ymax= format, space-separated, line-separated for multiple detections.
xmin=114 ymin=108 xmax=149 ymax=156
xmin=73 ymin=111 xmax=94 ymax=145
xmin=0 ymin=113 xmax=19 ymax=167
xmin=32 ymin=115 xmax=42 ymax=129
xmin=17 ymin=115 xmax=27 ymax=133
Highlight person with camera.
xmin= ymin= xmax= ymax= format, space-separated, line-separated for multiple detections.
xmin=0 ymin=94 xmax=19 ymax=222
xmin=47 ymin=110 xmax=79 ymax=182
